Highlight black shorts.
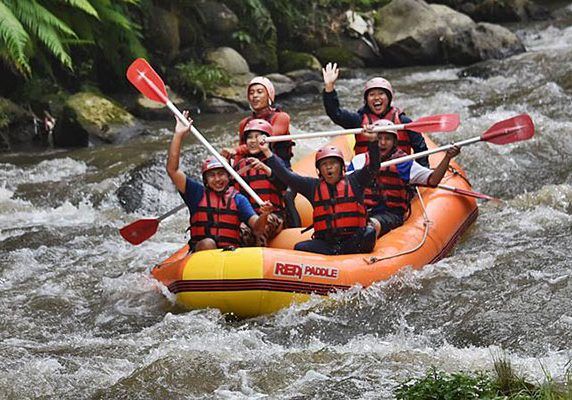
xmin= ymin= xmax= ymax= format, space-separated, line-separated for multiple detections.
xmin=369 ymin=211 xmax=404 ymax=237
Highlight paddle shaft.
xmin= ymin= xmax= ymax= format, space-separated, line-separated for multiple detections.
xmin=264 ymin=122 xmax=415 ymax=143
xmin=166 ymin=101 xmax=265 ymax=206
xmin=158 ymin=203 xmax=187 ymax=221
xmin=378 ymin=136 xmax=481 ymax=169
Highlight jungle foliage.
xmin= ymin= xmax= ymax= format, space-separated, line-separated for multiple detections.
xmin=0 ymin=0 xmax=145 ymax=80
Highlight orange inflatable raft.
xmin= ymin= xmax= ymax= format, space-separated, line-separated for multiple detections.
xmin=151 ymin=134 xmax=478 ymax=318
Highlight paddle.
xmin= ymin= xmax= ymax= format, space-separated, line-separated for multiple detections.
xmin=377 ymin=114 xmax=534 ymax=169
xmin=126 ymin=58 xmax=264 ymax=206
xmin=119 ymin=204 xmax=187 ymax=245
xmin=263 ymin=113 xmax=460 ymax=143
xmin=417 ymin=184 xmax=501 ymax=202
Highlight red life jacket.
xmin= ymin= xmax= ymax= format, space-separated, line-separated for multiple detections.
xmin=234 ymin=157 xmax=284 ymax=214
xmin=190 ymin=187 xmax=241 ymax=248
xmin=312 ymin=176 xmax=367 ymax=240
xmin=238 ymin=108 xmax=294 ymax=159
xmin=357 ymin=107 xmax=412 ymax=155
xmin=364 ymin=149 xmax=409 ymax=214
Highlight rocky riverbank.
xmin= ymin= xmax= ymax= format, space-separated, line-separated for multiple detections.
xmin=0 ymin=0 xmax=562 ymax=153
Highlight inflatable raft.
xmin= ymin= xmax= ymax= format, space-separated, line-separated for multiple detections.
xmin=151 ymin=134 xmax=478 ymax=318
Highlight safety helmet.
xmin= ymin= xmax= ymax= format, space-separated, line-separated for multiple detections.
xmin=247 ymin=76 xmax=275 ymax=104
xmin=315 ymin=145 xmax=344 ymax=168
xmin=363 ymin=77 xmax=394 ymax=103
xmin=201 ymin=156 xmax=225 ymax=177
xmin=372 ymin=119 xmax=398 ymax=137
xmin=243 ymin=119 xmax=274 ymax=142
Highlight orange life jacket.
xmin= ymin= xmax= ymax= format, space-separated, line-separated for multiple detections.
xmin=190 ymin=187 xmax=241 ymax=248
xmin=234 ymin=157 xmax=284 ymax=214
xmin=312 ymin=176 xmax=367 ymax=240
xmin=357 ymin=107 xmax=412 ymax=155
xmin=364 ymin=149 xmax=409 ymax=214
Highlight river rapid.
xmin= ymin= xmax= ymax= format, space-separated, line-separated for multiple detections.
xmin=1 ymin=6 xmax=572 ymax=399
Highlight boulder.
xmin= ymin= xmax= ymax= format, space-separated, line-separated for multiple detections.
xmin=373 ymin=0 xmax=525 ymax=66
xmin=205 ymin=47 xmax=250 ymax=75
xmin=315 ymin=46 xmax=365 ymax=68
xmin=278 ymin=50 xmax=321 ymax=73
xmin=53 ymin=92 xmax=145 ymax=147
xmin=426 ymin=0 xmax=549 ymax=22
xmin=0 ymin=97 xmax=36 ymax=151
xmin=145 ymin=6 xmax=180 ymax=63
xmin=443 ymin=22 xmax=526 ymax=65
xmin=194 ymin=0 xmax=239 ymax=35
xmin=266 ymin=73 xmax=297 ymax=98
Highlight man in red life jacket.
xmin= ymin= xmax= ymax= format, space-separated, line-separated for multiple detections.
xmin=235 ymin=119 xmax=287 ymax=246
xmin=322 ymin=62 xmax=430 ymax=167
xmin=166 ymin=111 xmax=273 ymax=252
xmin=348 ymin=119 xmax=460 ymax=239
xmin=259 ymin=132 xmax=380 ymax=255
xmin=221 ymin=76 xmax=294 ymax=167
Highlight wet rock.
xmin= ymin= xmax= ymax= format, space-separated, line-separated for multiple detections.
xmin=444 ymin=22 xmax=526 ymax=65
xmin=278 ymin=50 xmax=321 ymax=73
xmin=205 ymin=47 xmax=250 ymax=75
xmin=427 ymin=0 xmax=549 ymax=22
xmin=194 ymin=0 xmax=239 ymax=35
xmin=53 ymin=92 xmax=146 ymax=148
xmin=266 ymin=73 xmax=297 ymax=98
xmin=145 ymin=6 xmax=180 ymax=63
xmin=373 ymin=0 xmax=525 ymax=66
xmin=0 ymin=97 xmax=37 ymax=152
xmin=315 ymin=46 xmax=365 ymax=68
xmin=202 ymin=97 xmax=244 ymax=113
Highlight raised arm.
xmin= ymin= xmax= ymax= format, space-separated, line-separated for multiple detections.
xmin=166 ymin=110 xmax=193 ymax=193
xmin=427 ymin=146 xmax=461 ymax=187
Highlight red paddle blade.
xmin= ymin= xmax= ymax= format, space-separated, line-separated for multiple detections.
xmin=119 ymin=218 xmax=160 ymax=245
xmin=126 ymin=58 xmax=169 ymax=104
xmin=481 ymin=114 xmax=535 ymax=145
xmin=450 ymin=187 xmax=501 ymax=202
xmin=406 ymin=114 xmax=460 ymax=133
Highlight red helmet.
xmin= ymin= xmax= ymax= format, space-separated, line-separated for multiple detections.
xmin=248 ymin=76 xmax=275 ymax=103
xmin=315 ymin=145 xmax=344 ymax=168
xmin=373 ymin=119 xmax=398 ymax=137
xmin=243 ymin=119 xmax=274 ymax=141
xmin=364 ymin=77 xmax=394 ymax=102
xmin=201 ymin=156 xmax=225 ymax=176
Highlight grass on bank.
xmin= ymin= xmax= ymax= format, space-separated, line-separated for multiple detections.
xmin=395 ymin=356 xmax=572 ymax=400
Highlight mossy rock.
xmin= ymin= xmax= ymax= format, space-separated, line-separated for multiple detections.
xmin=278 ymin=50 xmax=321 ymax=73
xmin=53 ymin=92 xmax=144 ymax=147
xmin=0 ymin=97 xmax=37 ymax=151
xmin=314 ymin=46 xmax=365 ymax=68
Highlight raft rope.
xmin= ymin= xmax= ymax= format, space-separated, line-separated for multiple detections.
xmin=363 ymin=186 xmax=432 ymax=265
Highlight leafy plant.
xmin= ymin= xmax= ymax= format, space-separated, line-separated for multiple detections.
xmin=172 ymin=61 xmax=231 ymax=100
xmin=0 ymin=0 xmax=146 ymax=79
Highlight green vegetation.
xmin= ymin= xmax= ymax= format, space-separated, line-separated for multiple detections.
xmin=395 ymin=357 xmax=572 ymax=400
xmin=0 ymin=0 xmax=145 ymax=79
xmin=172 ymin=61 xmax=232 ymax=101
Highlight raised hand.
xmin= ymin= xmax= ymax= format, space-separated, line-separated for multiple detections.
xmin=175 ymin=110 xmax=193 ymax=137
xmin=322 ymin=62 xmax=339 ymax=93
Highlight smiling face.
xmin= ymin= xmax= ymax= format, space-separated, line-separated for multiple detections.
xmin=204 ymin=168 xmax=230 ymax=192
xmin=377 ymin=132 xmax=397 ymax=159
xmin=248 ymin=84 xmax=270 ymax=112
xmin=245 ymin=130 xmax=265 ymax=155
xmin=366 ymin=88 xmax=390 ymax=115
xmin=318 ymin=157 xmax=344 ymax=185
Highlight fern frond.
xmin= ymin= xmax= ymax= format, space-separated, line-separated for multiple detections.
xmin=10 ymin=0 xmax=77 ymax=38
xmin=0 ymin=2 xmax=32 ymax=75
xmin=93 ymin=3 xmax=134 ymax=30
xmin=56 ymin=0 xmax=100 ymax=18
xmin=34 ymin=24 xmax=73 ymax=69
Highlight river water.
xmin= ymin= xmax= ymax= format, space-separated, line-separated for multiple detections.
xmin=2 ymin=6 xmax=572 ymax=400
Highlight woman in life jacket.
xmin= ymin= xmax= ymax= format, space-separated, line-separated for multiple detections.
xmin=259 ymin=133 xmax=380 ymax=255
xmin=166 ymin=111 xmax=273 ymax=252
xmin=234 ymin=118 xmax=287 ymax=247
xmin=321 ymin=62 xmax=430 ymax=167
xmin=348 ymin=119 xmax=460 ymax=239
xmin=221 ymin=76 xmax=294 ymax=167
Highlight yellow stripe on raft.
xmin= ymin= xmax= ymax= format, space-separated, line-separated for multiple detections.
xmin=176 ymin=247 xmax=312 ymax=316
